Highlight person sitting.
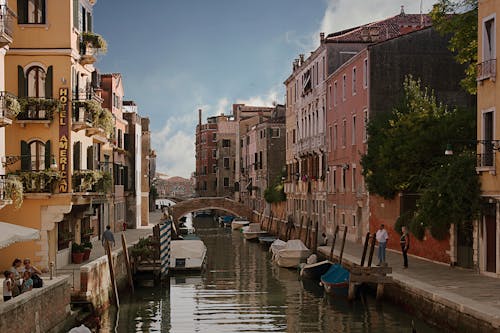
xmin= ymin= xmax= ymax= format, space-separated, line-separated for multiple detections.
xmin=9 ymin=258 xmax=22 ymax=297
xmin=22 ymin=258 xmax=42 ymax=275
xmin=3 ymin=271 xmax=13 ymax=302
xmin=21 ymin=271 xmax=33 ymax=293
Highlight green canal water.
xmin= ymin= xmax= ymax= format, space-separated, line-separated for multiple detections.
xmin=100 ymin=216 xmax=440 ymax=332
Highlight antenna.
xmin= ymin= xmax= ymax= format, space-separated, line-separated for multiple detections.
xmin=420 ymin=0 xmax=424 ymax=26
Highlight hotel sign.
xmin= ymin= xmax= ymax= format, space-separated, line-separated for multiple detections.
xmin=59 ymin=88 xmax=69 ymax=193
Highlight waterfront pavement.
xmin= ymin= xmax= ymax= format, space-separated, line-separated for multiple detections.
xmin=57 ymin=211 xmax=163 ymax=290
xmin=318 ymin=241 xmax=500 ymax=328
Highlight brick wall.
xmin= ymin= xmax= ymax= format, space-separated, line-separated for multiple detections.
xmin=0 ymin=276 xmax=71 ymax=332
xmin=171 ymin=197 xmax=253 ymax=222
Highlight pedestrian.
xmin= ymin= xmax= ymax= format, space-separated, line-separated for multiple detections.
xmin=3 ymin=271 xmax=13 ymax=302
xmin=375 ymin=224 xmax=389 ymax=266
xmin=400 ymin=225 xmax=410 ymax=269
xmin=321 ymin=233 xmax=328 ymax=246
xmin=102 ymin=225 xmax=115 ymax=249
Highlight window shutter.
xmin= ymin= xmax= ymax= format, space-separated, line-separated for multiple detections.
xmin=45 ymin=140 xmax=51 ymax=169
xmin=72 ymin=0 xmax=79 ymax=29
xmin=18 ymin=66 xmax=27 ymax=97
xmin=41 ymin=0 xmax=46 ymax=24
xmin=45 ymin=66 xmax=53 ymax=98
xmin=87 ymin=146 xmax=93 ymax=170
xmin=21 ymin=140 xmax=30 ymax=171
xmin=87 ymin=12 xmax=92 ymax=32
xmin=17 ymin=0 xmax=27 ymax=24
xmin=73 ymin=142 xmax=81 ymax=170
xmin=113 ymin=164 xmax=118 ymax=186
xmin=123 ymin=166 xmax=129 ymax=190
xmin=124 ymin=133 xmax=129 ymax=150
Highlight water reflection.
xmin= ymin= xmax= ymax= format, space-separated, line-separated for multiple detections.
xmin=102 ymin=216 xmax=438 ymax=333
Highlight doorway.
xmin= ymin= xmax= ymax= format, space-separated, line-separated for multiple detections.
xmin=485 ymin=215 xmax=496 ymax=273
xmin=456 ymin=221 xmax=473 ymax=268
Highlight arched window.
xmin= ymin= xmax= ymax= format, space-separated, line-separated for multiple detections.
xmin=30 ymin=140 xmax=46 ymax=171
xmin=17 ymin=0 xmax=45 ymax=24
xmin=27 ymin=66 xmax=46 ymax=98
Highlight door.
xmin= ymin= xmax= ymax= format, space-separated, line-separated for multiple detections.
xmin=485 ymin=215 xmax=496 ymax=273
xmin=457 ymin=221 xmax=473 ymax=269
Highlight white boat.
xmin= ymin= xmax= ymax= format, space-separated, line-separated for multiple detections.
xmin=269 ymin=239 xmax=287 ymax=260
xmin=274 ymin=239 xmax=311 ymax=268
xmin=242 ymin=223 xmax=267 ymax=241
xmin=169 ymin=240 xmax=207 ymax=271
xmin=231 ymin=218 xmax=250 ymax=230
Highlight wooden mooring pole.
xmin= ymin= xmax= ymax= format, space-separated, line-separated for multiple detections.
xmin=339 ymin=226 xmax=348 ymax=265
xmin=105 ymin=239 xmax=119 ymax=307
xmin=367 ymin=233 xmax=376 ymax=267
xmin=121 ymin=234 xmax=134 ymax=293
xmin=360 ymin=232 xmax=371 ymax=266
xmin=329 ymin=225 xmax=339 ymax=261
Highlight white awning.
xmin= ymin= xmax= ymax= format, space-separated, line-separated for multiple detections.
xmin=0 ymin=222 xmax=40 ymax=249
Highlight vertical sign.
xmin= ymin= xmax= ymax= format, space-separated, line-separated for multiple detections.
xmin=59 ymin=88 xmax=69 ymax=193
xmin=160 ymin=220 xmax=172 ymax=278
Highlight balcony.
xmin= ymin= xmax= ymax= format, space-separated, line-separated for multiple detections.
xmin=0 ymin=175 xmax=23 ymax=209
xmin=476 ymin=151 xmax=495 ymax=173
xmin=0 ymin=91 xmax=19 ymax=127
xmin=16 ymin=97 xmax=59 ymax=125
xmin=72 ymin=170 xmax=112 ymax=193
xmin=16 ymin=170 xmax=62 ymax=194
xmin=477 ymin=59 xmax=496 ymax=82
xmin=0 ymin=5 xmax=15 ymax=47
xmin=79 ymin=32 xmax=107 ymax=65
xmin=85 ymin=107 xmax=113 ymax=140
xmin=72 ymin=100 xmax=95 ymax=131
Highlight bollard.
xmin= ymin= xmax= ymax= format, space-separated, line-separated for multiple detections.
xmin=160 ymin=220 xmax=172 ymax=279
xmin=49 ymin=261 xmax=54 ymax=280
xmin=360 ymin=232 xmax=371 ymax=266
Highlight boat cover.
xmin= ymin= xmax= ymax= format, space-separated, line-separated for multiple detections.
xmin=171 ymin=240 xmax=206 ymax=259
xmin=247 ymin=223 xmax=263 ymax=232
xmin=0 ymin=222 xmax=40 ymax=249
xmin=321 ymin=263 xmax=349 ymax=284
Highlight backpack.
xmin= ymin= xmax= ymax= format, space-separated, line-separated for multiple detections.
xmin=32 ymin=274 xmax=43 ymax=288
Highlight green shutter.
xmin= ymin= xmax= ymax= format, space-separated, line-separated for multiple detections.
xmin=18 ymin=66 xmax=27 ymax=97
xmin=87 ymin=12 xmax=92 ymax=32
xmin=73 ymin=0 xmax=79 ymax=29
xmin=41 ymin=0 xmax=46 ymax=24
xmin=87 ymin=146 xmax=93 ymax=170
xmin=45 ymin=140 xmax=51 ymax=169
xmin=45 ymin=66 xmax=53 ymax=98
xmin=73 ymin=142 xmax=81 ymax=170
xmin=123 ymin=166 xmax=128 ymax=190
xmin=20 ymin=140 xmax=30 ymax=171
xmin=17 ymin=0 xmax=27 ymax=24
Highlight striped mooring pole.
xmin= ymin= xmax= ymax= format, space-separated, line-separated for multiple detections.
xmin=160 ymin=220 xmax=172 ymax=279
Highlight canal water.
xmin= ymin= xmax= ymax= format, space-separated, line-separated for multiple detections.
xmin=101 ymin=216 xmax=439 ymax=332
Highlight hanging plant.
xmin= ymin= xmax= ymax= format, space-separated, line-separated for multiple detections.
xmin=96 ymin=171 xmax=112 ymax=193
xmin=16 ymin=170 xmax=62 ymax=193
xmin=93 ymin=107 xmax=114 ymax=137
xmin=3 ymin=176 xmax=23 ymax=208
xmin=5 ymin=95 xmax=21 ymax=117
xmin=81 ymin=32 xmax=108 ymax=54
xmin=73 ymin=170 xmax=104 ymax=191
xmin=17 ymin=97 xmax=60 ymax=119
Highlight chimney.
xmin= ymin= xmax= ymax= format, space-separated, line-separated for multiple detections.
xmin=400 ymin=5 xmax=405 ymax=15
xmin=320 ymin=32 xmax=325 ymax=44
xmin=198 ymin=108 xmax=202 ymax=128
xmin=299 ymin=54 xmax=304 ymax=65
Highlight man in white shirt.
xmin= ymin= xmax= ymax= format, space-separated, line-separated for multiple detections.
xmin=375 ymin=224 xmax=389 ymax=266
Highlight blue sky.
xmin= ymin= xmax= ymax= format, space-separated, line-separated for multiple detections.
xmin=94 ymin=0 xmax=434 ymax=178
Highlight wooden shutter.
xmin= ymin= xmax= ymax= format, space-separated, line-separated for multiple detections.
xmin=44 ymin=140 xmax=51 ymax=169
xmin=21 ymin=140 xmax=30 ymax=171
xmin=73 ymin=0 xmax=79 ymax=29
xmin=87 ymin=12 xmax=92 ymax=32
xmin=73 ymin=142 xmax=81 ymax=170
xmin=123 ymin=166 xmax=128 ymax=190
xmin=41 ymin=0 xmax=46 ymax=24
xmin=18 ymin=66 xmax=27 ymax=97
xmin=113 ymin=164 xmax=118 ymax=186
xmin=45 ymin=66 xmax=53 ymax=98
xmin=17 ymin=0 xmax=27 ymax=24
xmin=124 ymin=133 xmax=129 ymax=150
xmin=87 ymin=146 xmax=93 ymax=170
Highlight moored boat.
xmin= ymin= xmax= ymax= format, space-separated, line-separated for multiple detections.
xmin=300 ymin=260 xmax=332 ymax=280
xmin=320 ymin=263 xmax=350 ymax=296
xmin=258 ymin=235 xmax=276 ymax=247
xmin=242 ymin=223 xmax=267 ymax=241
xmin=269 ymin=239 xmax=287 ymax=259
xmin=273 ymin=239 xmax=311 ymax=268
xmin=231 ymin=218 xmax=250 ymax=230
xmin=169 ymin=240 xmax=207 ymax=272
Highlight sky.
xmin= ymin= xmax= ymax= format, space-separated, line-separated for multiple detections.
xmin=93 ymin=0 xmax=434 ymax=178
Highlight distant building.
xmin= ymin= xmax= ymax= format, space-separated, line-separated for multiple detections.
xmin=195 ymin=109 xmax=218 ymax=196
xmin=156 ymin=175 xmax=195 ymax=198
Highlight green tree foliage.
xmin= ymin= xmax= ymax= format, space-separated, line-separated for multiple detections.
xmin=264 ymin=170 xmax=287 ymax=204
xmin=361 ymin=76 xmax=480 ymax=239
xmin=430 ymin=0 xmax=478 ymax=94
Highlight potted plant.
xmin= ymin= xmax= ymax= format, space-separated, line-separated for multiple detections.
xmin=82 ymin=241 xmax=93 ymax=261
xmin=71 ymin=243 xmax=85 ymax=264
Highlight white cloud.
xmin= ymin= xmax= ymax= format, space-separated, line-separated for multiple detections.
xmin=236 ymin=86 xmax=282 ymax=107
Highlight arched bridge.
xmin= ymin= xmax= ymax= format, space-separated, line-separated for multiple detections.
xmin=170 ymin=197 xmax=253 ymax=223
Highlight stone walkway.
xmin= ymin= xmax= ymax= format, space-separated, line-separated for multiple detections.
xmin=318 ymin=240 xmax=500 ymax=328
xmin=57 ymin=211 xmax=163 ymax=290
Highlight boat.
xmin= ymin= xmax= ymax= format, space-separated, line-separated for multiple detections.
xmin=219 ymin=215 xmax=235 ymax=227
xmin=300 ymin=260 xmax=332 ymax=280
xmin=273 ymin=239 xmax=311 ymax=268
xmin=258 ymin=235 xmax=276 ymax=247
xmin=169 ymin=240 xmax=207 ymax=271
xmin=320 ymin=263 xmax=350 ymax=296
xmin=242 ymin=223 xmax=267 ymax=241
xmin=231 ymin=217 xmax=250 ymax=230
xmin=269 ymin=239 xmax=287 ymax=260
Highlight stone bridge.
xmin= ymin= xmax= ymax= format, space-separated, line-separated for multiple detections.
xmin=170 ymin=197 xmax=253 ymax=223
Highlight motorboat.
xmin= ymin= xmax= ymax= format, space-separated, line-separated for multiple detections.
xmin=300 ymin=255 xmax=332 ymax=280
xmin=273 ymin=239 xmax=311 ymax=268
xmin=258 ymin=235 xmax=277 ymax=247
xmin=169 ymin=240 xmax=207 ymax=272
xmin=320 ymin=263 xmax=350 ymax=296
xmin=231 ymin=217 xmax=250 ymax=230
xmin=242 ymin=223 xmax=267 ymax=241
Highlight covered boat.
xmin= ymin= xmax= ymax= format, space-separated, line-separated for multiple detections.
xmin=242 ymin=223 xmax=267 ymax=241
xmin=300 ymin=254 xmax=332 ymax=280
xmin=320 ymin=263 xmax=350 ymax=296
xmin=273 ymin=239 xmax=311 ymax=268
xmin=258 ymin=235 xmax=277 ymax=247
xmin=231 ymin=217 xmax=250 ymax=230
xmin=169 ymin=240 xmax=207 ymax=271
xmin=269 ymin=239 xmax=287 ymax=260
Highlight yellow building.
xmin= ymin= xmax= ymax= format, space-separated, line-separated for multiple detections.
xmin=477 ymin=0 xmax=500 ymax=277
xmin=0 ymin=0 xmax=114 ymax=270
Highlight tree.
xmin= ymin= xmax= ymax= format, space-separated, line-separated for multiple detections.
xmin=430 ymin=0 xmax=478 ymax=94
xmin=361 ymin=76 xmax=480 ymax=239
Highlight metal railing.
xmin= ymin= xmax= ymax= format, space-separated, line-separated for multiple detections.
xmin=477 ymin=151 xmax=495 ymax=168
xmin=0 ymin=5 xmax=15 ymax=40
xmin=0 ymin=175 xmax=12 ymax=201
xmin=17 ymin=97 xmax=58 ymax=121
xmin=72 ymin=101 xmax=94 ymax=124
xmin=73 ymin=87 xmax=103 ymax=103
xmin=477 ymin=59 xmax=496 ymax=81
xmin=0 ymin=91 xmax=18 ymax=119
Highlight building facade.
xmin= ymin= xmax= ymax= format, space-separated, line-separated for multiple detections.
xmin=195 ymin=109 xmax=218 ymax=197
xmin=215 ymin=114 xmax=237 ymax=197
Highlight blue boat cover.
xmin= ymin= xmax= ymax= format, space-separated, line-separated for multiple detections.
xmin=321 ymin=263 xmax=349 ymax=284
xmin=222 ymin=216 xmax=235 ymax=223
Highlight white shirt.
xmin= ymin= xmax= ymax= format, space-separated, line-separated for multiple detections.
xmin=376 ymin=229 xmax=388 ymax=243
xmin=3 ymin=278 xmax=12 ymax=297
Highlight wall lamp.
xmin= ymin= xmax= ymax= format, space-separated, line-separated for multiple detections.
xmin=444 ymin=140 xmax=500 ymax=156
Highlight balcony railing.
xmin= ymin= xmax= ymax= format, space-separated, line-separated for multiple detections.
xmin=72 ymin=170 xmax=112 ymax=193
xmin=16 ymin=170 xmax=62 ymax=193
xmin=17 ymin=97 xmax=59 ymax=121
xmin=477 ymin=151 xmax=495 ymax=168
xmin=72 ymin=100 xmax=94 ymax=131
xmin=0 ymin=5 xmax=15 ymax=47
xmin=73 ymin=88 xmax=103 ymax=103
xmin=477 ymin=59 xmax=496 ymax=82
xmin=0 ymin=91 xmax=18 ymax=126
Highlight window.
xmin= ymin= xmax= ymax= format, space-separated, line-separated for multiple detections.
xmin=352 ymin=166 xmax=356 ymax=192
xmin=342 ymin=74 xmax=346 ymax=101
xmin=483 ymin=16 xmax=496 ymax=61
xmin=352 ymin=214 xmax=356 ymax=227
xmin=212 ymin=164 xmax=217 ymax=173
xmin=18 ymin=0 xmax=46 ymax=24
xmin=322 ymin=56 xmax=326 ymax=80
xmin=342 ymin=213 xmax=345 ymax=225
xmin=30 ymin=140 xmax=46 ymax=171
xmin=363 ymin=109 xmax=368 ymax=142
xmin=212 ymin=149 xmax=216 ymax=158
xmin=483 ymin=110 xmax=495 ymax=166
xmin=223 ymin=177 xmax=229 ymax=187
xmin=316 ymin=61 xmax=319 ymax=85
xmin=272 ymin=128 xmax=280 ymax=138
xmin=328 ymin=126 xmax=332 ymax=151
xmin=117 ymin=129 xmax=123 ymax=148
xmin=342 ymin=119 xmax=346 ymax=147
xmin=223 ymin=157 xmax=230 ymax=169
xmin=352 ymin=115 xmax=356 ymax=145
xmin=292 ymin=129 xmax=296 ymax=144
xmin=333 ymin=169 xmax=337 ymax=193
xmin=212 ymin=133 xmax=217 ymax=142
xmin=222 ymin=139 xmax=230 ymax=147
xmin=27 ymin=66 xmax=46 ymax=98
xmin=333 ymin=124 xmax=337 ymax=150
xmin=352 ymin=67 xmax=357 ymax=95
xmin=363 ymin=58 xmax=368 ymax=88
xmin=259 ymin=151 xmax=263 ymax=169
xmin=333 ymin=81 xmax=338 ymax=106
xmin=333 ymin=205 xmax=337 ymax=225
xmin=341 ymin=168 xmax=346 ymax=192
xmin=203 ymin=166 xmax=207 ymax=175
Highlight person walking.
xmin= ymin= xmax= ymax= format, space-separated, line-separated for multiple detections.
xmin=375 ymin=224 xmax=389 ymax=265
xmin=102 ymin=225 xmax=115 ymax=250
xmin=400 ymin=225 xmax=410 ymax=268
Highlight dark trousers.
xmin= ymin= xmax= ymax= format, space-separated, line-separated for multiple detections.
xmin=401 ymin=244 xmax=408 ymax=267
